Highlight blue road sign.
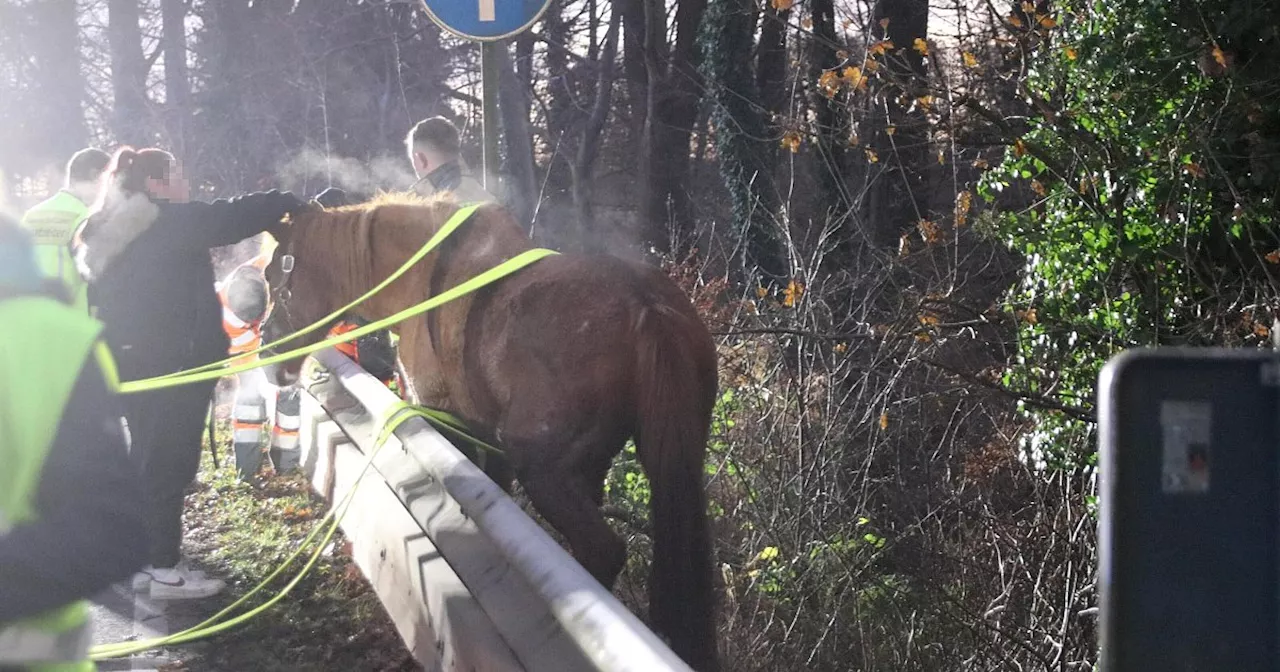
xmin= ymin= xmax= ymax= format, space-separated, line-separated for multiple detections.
xmin=419 ymin=0 xmax=553 ymax=41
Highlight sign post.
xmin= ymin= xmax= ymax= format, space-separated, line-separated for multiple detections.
xmin=418 ymin=0 xmax=553 ymax=192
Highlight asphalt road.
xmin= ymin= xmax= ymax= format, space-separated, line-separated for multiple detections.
xmin=89 ymin=576 xmax=208 ymax=671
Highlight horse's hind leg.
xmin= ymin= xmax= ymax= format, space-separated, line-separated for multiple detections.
xmin=518 ymin=460 xmax=626 ymax=590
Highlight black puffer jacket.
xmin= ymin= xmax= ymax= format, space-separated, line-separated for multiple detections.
xmin=76 ymin=190 xmax=307 ymax=378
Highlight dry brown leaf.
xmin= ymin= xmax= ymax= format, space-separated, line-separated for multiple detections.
xmin=917 ymin=218 xmax=942 ymax=244
xmin=781 ymin=130 xmax=802 ymax=153
xmin=869 ymin=39 xmax=895 ymax=56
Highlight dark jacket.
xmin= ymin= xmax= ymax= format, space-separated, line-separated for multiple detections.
xmin=0 ymin=352 xmax=147 ymax=626
xmin=75 ymin=190 xmax=305 ymax=378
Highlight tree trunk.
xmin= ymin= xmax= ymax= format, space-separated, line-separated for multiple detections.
xmin=639 ymin=0 xmax=707 ymax=254
xmin=867 ymin=0 xmax=930 ymax=248
xmin=543 ymin=0 xmax=573 ymax=200
xmin=756 ymin=2 xmax=790 ymax=121
xmin=699 ymin=0 xmax=787 ymax=281
xmin=496 ymin=41 xmax=539 ymax=234
xmin=107 ymin=0 xmax=150 ymax=146
xmin=27 ymin=0 xmax=87 ymax=160
xmin=570 ymin=7 xmax=621 ymax=251
xmin=201 ymin=0 xmax=252 ymax=190
xmin=515 ymin=30 xmax=535 ymax=92
xmin=618 ymin=0 xmax=649 ymax=124
xmin=161 ymin=0 xmax=191 ymax=160
xmin=808 ymin=0 xmax=850 ymax=218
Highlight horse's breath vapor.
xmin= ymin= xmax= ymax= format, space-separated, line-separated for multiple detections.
xmin=276 ymin=148 xmax=416 ymax=200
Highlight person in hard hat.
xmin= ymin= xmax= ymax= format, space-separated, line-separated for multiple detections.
xmin=73 ymin=146 xmax=311 ymax=601
xmin=406 ymin=116 xmax=496 ymax=204
xmin=20 ymin=148 xmax=111 ymax=313
xmin=0 ymin=214 xmax=148 ymax=671
xmin=216 ymin=257 xmax=303 ymax=479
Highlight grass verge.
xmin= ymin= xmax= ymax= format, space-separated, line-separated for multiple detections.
xmin=157 ymin=420 xmax=416 ymax=671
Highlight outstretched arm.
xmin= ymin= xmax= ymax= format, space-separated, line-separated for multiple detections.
xmin=165 ymin=189 xmax=311 ymax=251
xmin=0 ymin=359 xmax=147 ymax=626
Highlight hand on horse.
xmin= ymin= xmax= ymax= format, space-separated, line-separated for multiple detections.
xmin=263 ymin=189 xmax=320 ymax=217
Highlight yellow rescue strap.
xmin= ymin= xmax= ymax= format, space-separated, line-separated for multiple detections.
xmin=118 ymin=247 xmax=557 ymax=394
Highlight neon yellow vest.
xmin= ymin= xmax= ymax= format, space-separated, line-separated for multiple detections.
xmin=0 ymin=296 xmax=107 ymax=672
xmin=20 ymin=191 xmax=91 ymax=313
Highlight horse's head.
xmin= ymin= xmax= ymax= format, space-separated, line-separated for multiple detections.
xmin=260 ymin=208 xmax=331 ymax=386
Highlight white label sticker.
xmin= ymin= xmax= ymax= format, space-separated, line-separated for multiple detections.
xmin=1159 ymin=400 xmax=1212 ymax=494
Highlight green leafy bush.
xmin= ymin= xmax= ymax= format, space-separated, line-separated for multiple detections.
xmin=982 ymin=0 xmax=1280 ymax=470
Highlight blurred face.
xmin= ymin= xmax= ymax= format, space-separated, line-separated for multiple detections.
xmin=145 ymin=160 xmax=191 ymax=203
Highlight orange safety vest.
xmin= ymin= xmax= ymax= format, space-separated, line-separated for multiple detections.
xmin=327 ymin=321 xmax=360 ymax=362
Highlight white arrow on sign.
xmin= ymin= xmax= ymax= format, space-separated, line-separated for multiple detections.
xmin=479 ymin=0 xmax=495 ymax=21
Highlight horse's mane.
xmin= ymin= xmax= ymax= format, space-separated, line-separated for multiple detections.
xmin=289 ymin=189 xmax=464 ymax=295
xmin=315 ymin=189 xmax=452 ymax=214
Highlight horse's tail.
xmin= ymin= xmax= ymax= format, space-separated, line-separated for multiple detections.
xmin=634 ymin=301 xmax=720 ymax=672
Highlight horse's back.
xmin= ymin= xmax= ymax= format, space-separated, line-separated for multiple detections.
xmin=469 ymin=252 xmax=712 ymax=418
xmin=496 ymin=252 xmax=705 ymax=337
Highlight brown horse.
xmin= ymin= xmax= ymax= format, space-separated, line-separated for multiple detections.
xmin=262 ymin=192 xmax=721 ymax=671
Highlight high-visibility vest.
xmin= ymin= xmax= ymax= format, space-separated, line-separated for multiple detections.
xmin=0 ymin=294 xmax=117 ymax=672
xmin=19 ymin=191 xmax=91 ymax=313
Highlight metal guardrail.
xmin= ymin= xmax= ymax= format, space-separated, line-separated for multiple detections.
xmin=297 ymin=348 xmax=694 ymax=672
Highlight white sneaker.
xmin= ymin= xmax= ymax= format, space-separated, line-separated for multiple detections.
xmin=132 ymin=558 xmax=208 ymax=591
xmin=147 ymin=565 xmax=226 ymax=600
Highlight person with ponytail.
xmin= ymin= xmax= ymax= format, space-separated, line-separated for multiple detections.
xmin=73 ymin=147 xmax=311 ymax=600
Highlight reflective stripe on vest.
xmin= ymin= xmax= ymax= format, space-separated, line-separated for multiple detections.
xmin=218 ymin=278 xmax=265 ymax=357
xmin=0 ymin=296 xmax=107 ymax=671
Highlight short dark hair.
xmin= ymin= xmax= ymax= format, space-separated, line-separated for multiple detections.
xmin=225 ymin=265 xmax=269 ymax=323
xmin=406 ymin=116 xmax=461 ymax=159
xmin=65 ymin=147 xmax=111 ymax=186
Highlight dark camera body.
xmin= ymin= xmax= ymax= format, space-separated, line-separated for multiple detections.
xmin=1099 ymin=348 xmax=1280 ymax=670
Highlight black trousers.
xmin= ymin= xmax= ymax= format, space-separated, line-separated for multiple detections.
xmin=122 ymin=378 xmax=217 ymax=568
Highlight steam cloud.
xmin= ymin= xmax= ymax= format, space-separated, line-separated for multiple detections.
xmin=275 ymin=147 xmax=417 ymax=200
